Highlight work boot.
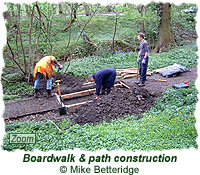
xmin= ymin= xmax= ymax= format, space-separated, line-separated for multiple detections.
xmin=100 ymin=90 xmax=105 ymax=95
xmin=106 ymin=87 xmax=111 ymax=95
xmin=138 ymin=82 xmax=145 ymax=87
xmin=46 ymin=89 xmax=52 ymax=98
xmin=100 ymin=87 xmax=106 ymax=95
xmin=34 ymin=89 xmax=39 ymax=98
xmin=135 ymin=80 xmax=141 ymax=84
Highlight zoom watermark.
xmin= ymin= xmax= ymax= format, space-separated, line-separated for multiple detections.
xmin=9 ymin=134 xmax=36 ymax=144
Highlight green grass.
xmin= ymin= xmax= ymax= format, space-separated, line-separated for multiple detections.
xmin=2 ymin=81 xmax=34 ymax=101
xmin=64 ymin=43 xmax=198 ymax=77
xmin=2 ymin=84 xmax=198 ymax=151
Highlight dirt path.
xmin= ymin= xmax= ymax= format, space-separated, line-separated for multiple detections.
xmin=123 ymin=67 xmax=197 ymax=97
xmin=4 ymin=67 xmax=197 ymax=125
xmin=3 ymin=95 xmax=60 ymax=120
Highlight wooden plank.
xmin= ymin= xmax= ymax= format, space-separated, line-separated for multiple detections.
xmin=122 ymin=74 xmax=137 ymax=79
xmin=113 ymin=83 xmax=122 ymax=88
xmin=62 ymin=88 xmax=96 ymax=100
xmin=119 ymin=69 xmax=138 ymax=74
xmin=65 ymin=100 xmax=93 ymax=109
xmin=116 ymin=68 xmax=137 ymax=72
xmin=117 ymin=68 xmax=152 ymax=76
xmin=121 ymin=72 xmax=130 ymax=77
xmin=120 ymin=71 xmax=152 ymax=77
xmin=126 ymin=68 xmax=138 ymax=70
xmin=120 ymin=81 xmax=131 ymax=89
xmin=82 ymin=82 xmax=95 ymax=86
xmin=62 ymin=83 xmax=122 ymax=100
xmin=147 ymin=71 xmax=152 ymax=76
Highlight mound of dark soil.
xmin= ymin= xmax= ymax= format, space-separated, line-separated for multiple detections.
xmin=68 ymin=87 xmax=155 ymax=125
xmin=29 ymin=74 xmax=86 ymax=96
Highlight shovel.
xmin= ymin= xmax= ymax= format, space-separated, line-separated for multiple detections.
xmin=55 ymin=80 xmax=66 ymax=115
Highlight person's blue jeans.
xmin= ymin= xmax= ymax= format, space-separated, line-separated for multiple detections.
xmin=139 ymin=55 xmax=149 ymax=84
xmin=34 ymin=72 xmax=52 ymax=90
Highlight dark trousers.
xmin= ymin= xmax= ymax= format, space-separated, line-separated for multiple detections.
xmin=102 ymin=86 xmax=111 ymax=95
xmin=139 ymin=55 xmax=149 ymax=83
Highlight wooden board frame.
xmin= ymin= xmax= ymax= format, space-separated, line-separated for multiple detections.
xmin=55 ymin=83 xmax=126 ymax=110
xmin=61 ymin=83 xmax=122 ymax=100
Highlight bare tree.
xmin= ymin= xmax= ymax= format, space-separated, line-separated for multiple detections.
xmin=7 ymin=40 xmax=26 ymax=75
xmin=75 ymin=5 xmax=99 ymax=44
xmin=25 ymin=4 xmax=31 ymax=17
xmin=61 ymin=3 xmax=82 ymax=32
xmin=63 ymin=4 xmax=99 ymax=74
xmin=17 ymin=4 xmax=27 ymax=74
xmin=63 ymin=3 xmax=74 ymax=74
xmin=28 ymin=4 xmax=35 ymax=82
xmin=35 ymin=2 xmax=53 ymax=53
xmin=111 ymin=8 xmax=120 ymax=52
xmin=4 ymin=3 xmax=57 ymax=82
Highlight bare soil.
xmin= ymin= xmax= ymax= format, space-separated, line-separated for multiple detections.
xmin=123 ymin=67 xmax=197 ymax=97
xmin=4 ymin=67 xmax=197 ymax=125
xmin=67 ymin=87 xmax=155 ymax=125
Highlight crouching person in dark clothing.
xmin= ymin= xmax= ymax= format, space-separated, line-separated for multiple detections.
xmin=88 ymin=68 xmax=116 ymax=99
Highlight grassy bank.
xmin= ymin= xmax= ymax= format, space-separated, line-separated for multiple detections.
xmin=65 ymin=43 xmax=197 ymax=77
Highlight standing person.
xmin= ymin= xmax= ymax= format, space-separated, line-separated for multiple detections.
xmin=88 ymin=68 xmax=116 ymax=99
xmin=34 ymin=56 xmax=63 ymax=98
xmin=135 ymin=33 xmax=149 ymax=87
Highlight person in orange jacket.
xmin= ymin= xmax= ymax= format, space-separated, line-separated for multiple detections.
xmin=34 ymin=56 xmax=63 ymax=98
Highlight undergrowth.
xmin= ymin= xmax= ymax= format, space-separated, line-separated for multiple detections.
xmin=65 ymin=44 xmax=198 ymax=77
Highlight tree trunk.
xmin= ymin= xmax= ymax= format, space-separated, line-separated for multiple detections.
xmin=112 ymin=13 xmax=118 ymax=52
xmin=154 ymin=3 xmax=176 ymax=53
xmin=7 ymin=40 xmax=26 ymax=75
xmin=61 ymin=3 xmax=80 ymax=32
xmin=28 ymin=4 xmax=35 ymax=82
xmin=59 ymin=4 xmax=63 ymax=14
xmin=106 ymin=5 xmax=112 ymax=12
xmin=17 ymin=4 xmax=27 ymax=74
xmin=25 ymin=4 xmax=31 ymax=17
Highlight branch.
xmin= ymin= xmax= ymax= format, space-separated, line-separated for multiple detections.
xmin=112 ymin=9 xmax=120 ymax=52
xmin=35 ymin=2 xmax=47 ymax=31
xmin=27 ymin=4 xmax=35 ymax=82
xmin=75 ymin=5 xmax=99 ymax=44
xmin=31 ymin=3 xmax=53 ymax=53
xmin=64 ymin=4 xmax=73 ymax=61
xmin=7 ymin=40 xmax=26 ymax=75
xmin=63 ymin=4 xmax=73 ymax=74
xmin=17 ymin=4 xmax=27 ymax=74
